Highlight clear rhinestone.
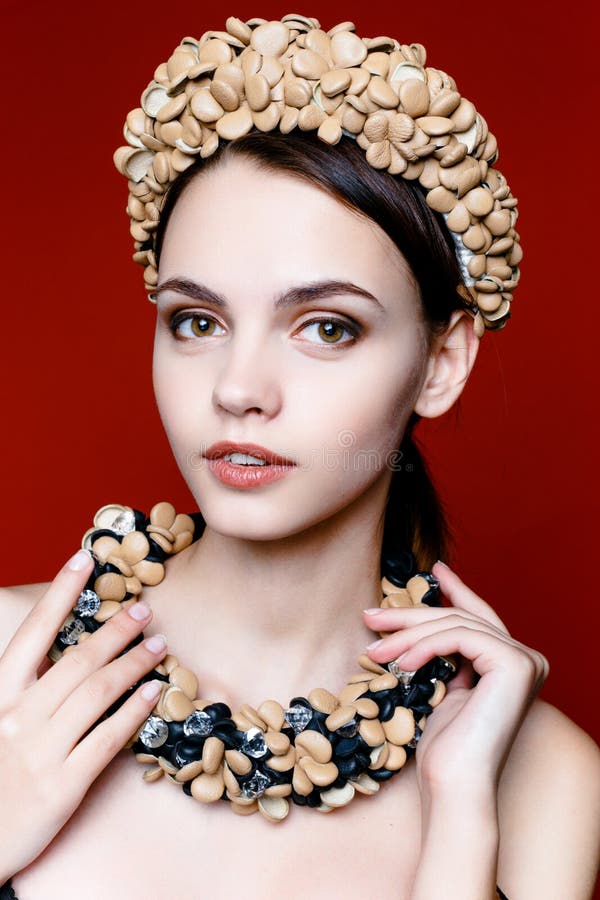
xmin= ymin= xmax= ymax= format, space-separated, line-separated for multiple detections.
xmin=284 ymin=704 xmax=313 ymax=734
xmin=139 ymin=715 xmax=169 ymax=748
xmin=406 ymin=723 xmax=423 ymax=749
xmin=388 ymin=660 xmax=417 ymax=684
xmin=242 ymin=770 xmax=271 ymax=799
xmin=75 ymin=589 xmax=101 ymax=617
xmin=183 ymin=710 xmax=214 ymax=738
xmin=110 ymin=509 xmax=136 ymax=535
xmin=60 ymin=617 xmax=86 ymax=645
xmin=336 ymin=717 xmax=358 ymax=738
xmin=240 ymin=726 xmax=268 ymax=758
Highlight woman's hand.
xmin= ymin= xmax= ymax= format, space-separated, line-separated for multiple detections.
xmin=0 ymin=549 xmax=169 ymax=883
xmin=363 ymin=560 xmax=549 ymax=796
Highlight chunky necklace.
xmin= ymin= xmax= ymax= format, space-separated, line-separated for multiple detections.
xmin=48 ymin=501 xmax=457 ymax=822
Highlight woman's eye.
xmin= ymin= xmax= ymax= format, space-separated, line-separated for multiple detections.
xmin=168 ymin=312 xmax=359 ymax=347
xmin=298 ymin=318 xmax=359 ymax=346
xmin=169 ymin=313 xmax=225 ymax=339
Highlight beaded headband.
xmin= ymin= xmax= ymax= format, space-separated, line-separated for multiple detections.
xmin=113 ymin=14 xmax=522 ymax=338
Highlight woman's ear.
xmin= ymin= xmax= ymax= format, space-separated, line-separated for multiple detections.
xmin=414 ymin=309 xmax=481 ymax=419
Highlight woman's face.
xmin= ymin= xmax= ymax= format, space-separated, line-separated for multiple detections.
xmin=152 ymin=155 xmax=432 ymax=541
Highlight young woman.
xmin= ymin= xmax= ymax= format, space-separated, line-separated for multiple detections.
xmin=1 ymin=13 xmax=599 ymax=899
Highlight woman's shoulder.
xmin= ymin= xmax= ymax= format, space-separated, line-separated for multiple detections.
xmin=0 ymin=582 xmax=52 ymax=654
xmin=498 ymin=697 xmax=600 ymax=897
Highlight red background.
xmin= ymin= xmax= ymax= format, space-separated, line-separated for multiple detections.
xmin=1 ymin=1 xmax=598 ymax=752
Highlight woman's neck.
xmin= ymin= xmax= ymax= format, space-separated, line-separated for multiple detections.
xmin=146 ymin=482 xmax=391 ymax=710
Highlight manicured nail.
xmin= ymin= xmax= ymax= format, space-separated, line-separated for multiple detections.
xmin=141 ymin=680 xmax=162 ymax=701
xmin=66 ymin=549 xmax=92 ymax=571
xmin=363 ymin=608 xmax=384 ymax=615
xmin=435 ymin=559 xmax=449 ymax=568
xmin=144 ymin=633 xmax=167 ymax=652
xmin=128 ymin=600 xmax=151 ymax=621
xmin=366 ymin=638 xmax=383 ymax=650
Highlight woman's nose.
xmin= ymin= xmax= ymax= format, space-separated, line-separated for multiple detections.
xmin=211 ymin=338 xmax=282 ymax=418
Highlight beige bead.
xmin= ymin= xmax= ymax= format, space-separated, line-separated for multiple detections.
xmin=359 ymin=717 xmax=386 ymax=747
xmin=258 ymin=794 xmax=290 ymax=822
xmin=291 ymin=48 xmax=329 ymax=79
xmin=330 ymin=30 xmax=368 ymax=68
xmin=133 ymin=559 xmax=165 ymax=586
xmin=239 ymin=705 xmax=267 ymax=730
xmin=231 ymin=799 xmax=259 ymax=816
xmin=161 ymin=653 xmax=180 ymax=674
xmin=382 ymin=707 xmax=416 ymax=746
xmin=369 ymin=741 xmax=390 ymax=770
xmin=93 ymin=599 xmax=122 ymax=622
xmin=406 ymin=574 xmax=432 ymax=604
xmin=350 ymin=772 xmax=380 ymax=795
xmin=216 ymin=107 xmax=254 ymax=139
xmin=190 ymin=770 xmax=225 ymax=803
xmin=318 ymin=115 xmax=342 ymax=145
xmin=386 ymin=743 xmax=408 ymax=771
xmin=446 ymin=202 xmax=471 ymax=233
xmin=264 ymin=730 xmax=290 ymax=755
xmin=202 ymin=736 xmax=225 ymax=774
xmin=252 ymin=102 xmax=281 ymax=131
xmin=245 ymin=72 xmax=271 ymax=110
xmin=284 ymin=77 xmax=313 ymax=108
xmin=210 ymin=78 xmax=240 ymax=112
xmin=337 ymin=682 xmax=369 ymax=705
xmin=250 ymin=20 xmax=289 ymax=57
xmin=163 ymin=687 xmax=195 ymax=722
xmin=451 ymin=98 xmax=477 ymax=131
xmin=426 ymin=185 xmax=457 ymax=214
xmin=399 ymin=79 xmax=429 ymax=117
xmin=190 ymin=89 xmax=224 ymax=122
xmin=388 ymin=112 xmax=415 ymax=144
xmin=198 ymin=38 xmax=232 ymax=66
xmin=292 ymin=762 xmax=314 ymax=796
xmin=174 ymin=759 xmax=203 ymax=782
xmin=325 ymin=705 xmax=357 ymax=731
xmin=155 ymin=94 xmax=187 ymax=124
xmin=347 ymin=670 xmax=375 ymax=684
xmin=143 ymin=766 xmax=163 ymax=782
xmin=169 ymin=666 xmax=198 ymax=700
xmin=158 ymin=755 xmax=178 ymax=774
xmin=369 ymin=672 xmax=399 ymax=692
xmin=308 ymin=688 xmax=339 ymax=714
xmin=366 ymin=140 xmax=391 ymax=169
xmin=320 ymin=782 xmax=355 ymax=807
xmin=222 ymin=761 xmax=241 ymax=795
xmin=358 ymin=653 xmax=386 ymax=675
xmin=265 ymin=783 xmax=292 ymax=798
xmin=416 ymin=115 xmax=453 ymax=136
xmin=384 ymin=589 xmax=413 ymax=608
xmin=465 ymin=186 xmax=495 ymax=217
xmin=353 ymin=697 xmax=379 ymax=718
xmin=320 ymin=68 xmax=351 ymax=96
xmin=429 ymin=679 xmax=447 ymax=708
xmin=264 ymin=745 xmax=296 ymax=772
xmin=367 ymin=75 xmax=399 ymax=109
xmin=299 ymin=757 xmax=339 ymax=787
xmin=295 ymin=730 xmax=333 ymax=764
xmin=429 ymin=89 xmax=461 ymax=116
xmin=257 ymin=699 xmax=285 ymax=731
xmin=224 ymin=749 xmax=252 ymax=775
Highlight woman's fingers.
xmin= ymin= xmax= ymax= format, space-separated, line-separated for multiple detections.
xmin=431 ymin=561 xmax=510 ymax=633
xmin=65 ymin=678 xmax=164 ymax=786
xmin=0 ymin=549 xmax=95 ymax=696
xmin=25 ymin=600 xmax=158 ymax=719
xmin=49 ymin=630 xmax=168 ymax=755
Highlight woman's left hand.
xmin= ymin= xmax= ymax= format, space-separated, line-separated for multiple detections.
xmin=363 ymin=561 xmax=550 ymax=795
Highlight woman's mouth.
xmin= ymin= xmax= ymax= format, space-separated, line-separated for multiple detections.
xmin=204 ymin=444 xmax=297 ymax=490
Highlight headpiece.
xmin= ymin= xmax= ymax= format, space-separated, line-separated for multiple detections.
xmin=113 ymin=14 xmax=522 ymax=337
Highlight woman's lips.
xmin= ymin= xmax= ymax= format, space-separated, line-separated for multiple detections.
xmin=206 ymin=457 xmax=296 ymax=489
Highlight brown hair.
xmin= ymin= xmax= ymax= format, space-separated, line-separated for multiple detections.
xmin=153 ymin=129 xmax=469 ymax=571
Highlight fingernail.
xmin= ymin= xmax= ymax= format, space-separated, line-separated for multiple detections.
xmin=141 ymin=680 xmax=162 ymax=701
xmin=128 ymin=601 xmax=151 ymax=621
xmin=366 ymin=638 xmax=383 ymax=650
xmin=435 ymin=559 xmax=449 ymax=568
xmin=363 ymin=608 xmax=384 ymax=615
xmin=144 ymin=633 xmax=167 ymax=652
xmin=66 ymin=549 xmax=92 ymax=571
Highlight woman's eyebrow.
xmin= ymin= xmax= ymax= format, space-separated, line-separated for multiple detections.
xmin=155 ymin=276 xmax=385 ymax=312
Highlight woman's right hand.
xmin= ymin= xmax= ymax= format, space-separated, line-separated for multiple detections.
xmin=0 ymin=548 xmax=169 ymax=883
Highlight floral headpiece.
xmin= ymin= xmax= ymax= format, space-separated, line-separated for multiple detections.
xmin=113 ymin=14 xmax=521 ymax=337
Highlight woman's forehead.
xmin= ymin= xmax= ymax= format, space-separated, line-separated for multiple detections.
xmin=158 ymin=156 xmax=417 ymax=307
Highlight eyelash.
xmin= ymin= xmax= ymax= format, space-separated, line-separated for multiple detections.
xmin=167 ymin=311 xmax=361 ymax=347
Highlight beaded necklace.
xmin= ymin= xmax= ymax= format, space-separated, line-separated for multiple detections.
xmin=48 ymin=501 xmax=457 ymax=822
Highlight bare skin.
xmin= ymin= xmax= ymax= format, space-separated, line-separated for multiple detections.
xmin=1 ymin=157 xmax=599 ymax=897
